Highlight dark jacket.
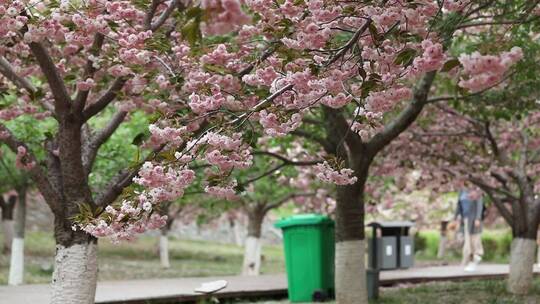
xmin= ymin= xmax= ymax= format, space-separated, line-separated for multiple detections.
xmin=454 ymin=190 xmax=483 ymax=234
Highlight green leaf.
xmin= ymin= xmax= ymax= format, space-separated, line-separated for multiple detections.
xmin=394 ymin=48 xmax=418 ymax=66
xmin=185 ymin=7 xmax=204 ymax=19
xmin=181 ymin=20 xmax=202 ymax=46
xmin=131 ymin=133 xmax=147 ymax=146
xmin=441 ymin=59 xmax=461 ymax=72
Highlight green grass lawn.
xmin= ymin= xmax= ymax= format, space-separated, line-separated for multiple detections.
xmin=236 ymin=279 xmax=540 ymax=304
xmin=0 ymin=231 xmax=285 ymax=284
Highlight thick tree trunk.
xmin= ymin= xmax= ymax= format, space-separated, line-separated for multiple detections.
xmin=508 ymin=238 xmax=536 ymax=295
xmin=159 ymin=227 xmax=171 ymax=269
xmin=8 ymin=187 xmax=26 ymax=285
xmin=1 ymin=195 xmax=16 ymax=254
xmin=52 ymin=241 xmax=98 ymax=304
xmin=322 ymin=106 xmax=371 ymax=304
xmin=52 ymin=218 xmax=98 ymax=304
xmin=242 ymin=206 xmax=265 ymax=276
xmin=242 ymin=236 xmax=262 ymax=276
xmin=335 ymin=239 xmax=367 ymax=304
xmin=537 ymin=244 xmax=540 ymax=266
xmin=2 ymin=219 xmax=14 ymax=253
xmin=334 ymin=182 xmax=368 ymax=304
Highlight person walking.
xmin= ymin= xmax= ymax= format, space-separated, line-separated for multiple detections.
xmin=454 ymin=189 xmax=484 ymax=272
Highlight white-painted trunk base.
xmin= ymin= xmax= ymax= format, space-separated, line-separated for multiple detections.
xmin=51 ymin=243 xmax=98 ymax=304
xmin=8 ymin=238 xmax=24 ymax=285
xmin=508 ymin=238 xmax=536 ymax=295
xmin=335 ymin=240 xmax=368 ymax=304
xmin=2 ymin=220 xmax=14 ymax=251
xmin=437 ymin=236 xmax=447 ymax=259
xmin=537 ymin=244 xmax=540 ymax=265
xmin=241 ymin=236 xmax=262 ymax=276
xmin=159 ymin=234 xmax=170 ymax=269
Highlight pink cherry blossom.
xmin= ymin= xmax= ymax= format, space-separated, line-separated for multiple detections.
xmin=314 ymin=162 xmax=357 ymax=185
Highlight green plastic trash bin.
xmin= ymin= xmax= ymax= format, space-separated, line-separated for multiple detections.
xmin=275 ymin=214 xmax=335 ymax=302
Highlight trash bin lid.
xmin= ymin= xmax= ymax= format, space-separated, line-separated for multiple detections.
xmin=366 ymin=221 xmax=415 ymax=228
xmin=274 ymin=213 xmax=333 ymax=229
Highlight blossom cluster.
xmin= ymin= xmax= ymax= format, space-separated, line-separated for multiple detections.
xmin=314 ymin=162 xmax=358 ymax=185
xmin=458 ymin=47 xmax=524 ymax=92
xmin=201 ymin=0 xmax=251 ymax=35
xmin=205 ymin=180 xmax=239 ymax=201
xmin=78 ymin=202 xmax=168 ymax=242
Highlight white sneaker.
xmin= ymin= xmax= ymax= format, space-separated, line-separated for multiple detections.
xmin=473 ymin=254 xmax=482 ymax=264
xmin=464 ymin=262 xmax=477 ymax=272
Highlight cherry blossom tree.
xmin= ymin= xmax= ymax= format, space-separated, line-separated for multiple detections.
xmin=381 ymin=20 xmax=540 ymax=294
xmin=0 ymin=1 xmax=538 ymax=303
xmin=166 ymin=138 xmax=326 ymax=275
xmin=232 ymin=148 xmax=324 ymax=276
xmin=398 ymin=106 xmax=540 ymax=294
xmin=0 ymin=164 xmax=30 ymax=286
xmin=0 ymin=114 xmax=47 ymax=285
xmin=364 ymin=170 xmax=455 ymax=228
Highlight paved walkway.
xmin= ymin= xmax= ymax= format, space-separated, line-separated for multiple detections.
xmin=1 ymin=264 xmax=538 ymax=304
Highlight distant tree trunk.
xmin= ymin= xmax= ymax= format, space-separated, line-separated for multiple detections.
xmin=158 ymin=203 xmax=177 ymax=269
xmin=506 ymin=196 xmax=540 ymax=295
xmin=229 ymin=217 xmax=244 ymax=246
xmin=0 ymin=194 xmax=16 ymax=254
xmin=482 ymin=186 xmax=540 ymax=296
xmin=159 ymin=226 xmax=171 ymax=269
xmin=242 ymin=203 xmax=265 ymax=276
xmin=8 ymin=186 xmax=26 ymax=285
xmin=508 ymin=238 xmax=536 ymax=294
xmin=437 ymin=221 xmax=449 ymax=259
xmin=537 ymin=243 xmax=540 ymax=266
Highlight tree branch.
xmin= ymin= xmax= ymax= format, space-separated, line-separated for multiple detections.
xmin=238 ymin=152 xmax=321 ymax=188
xmin=470 ymin=178 xmax=514 ymax=227
xmin=150 ymin=0 xmax=180 ymax=31
xmin=290 ymin=129 xmax=333 ymax=152
xmin=28 ymin=42 xmax=71 ymax=115
xmin=457 ymin=18 xmax=539 ymax=30
xmin=95 ymin=145 xmax=165 ymax=207
xmin=251 ymin=150 xmax=322 ymax=166
xmin=82 ymin=77 xmax=128 ymax=121
xmin=367 ymin=71 xmax=436 ymax=153
xmin=73 ymin=33 xmax=105 ymax=113
xmin=83 ymin=111 xmax=128 ymax=175
xmin=238 ymin=46 xmax=277 ymax=78
xmin=230 ymin=84 xmax=294 ymax=124
xmin=144 ymin=0 xmax=161 ymax=30
xmin=0 ymin=124 xmax=62 ymax=213
xmin=263 ymin=192 xmax=317 ymax=213
xmin=0 ymin=56 xmax=36 ymax=93
xmin=325 ymin=19 xmax=372 ymax=67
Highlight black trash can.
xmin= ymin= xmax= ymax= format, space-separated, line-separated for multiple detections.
xmin=367 ymin=221 xmax=415 ymax=270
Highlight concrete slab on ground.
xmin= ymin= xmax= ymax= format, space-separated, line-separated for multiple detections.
xmin=1 ymin=264 xmax=538 ymax=304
